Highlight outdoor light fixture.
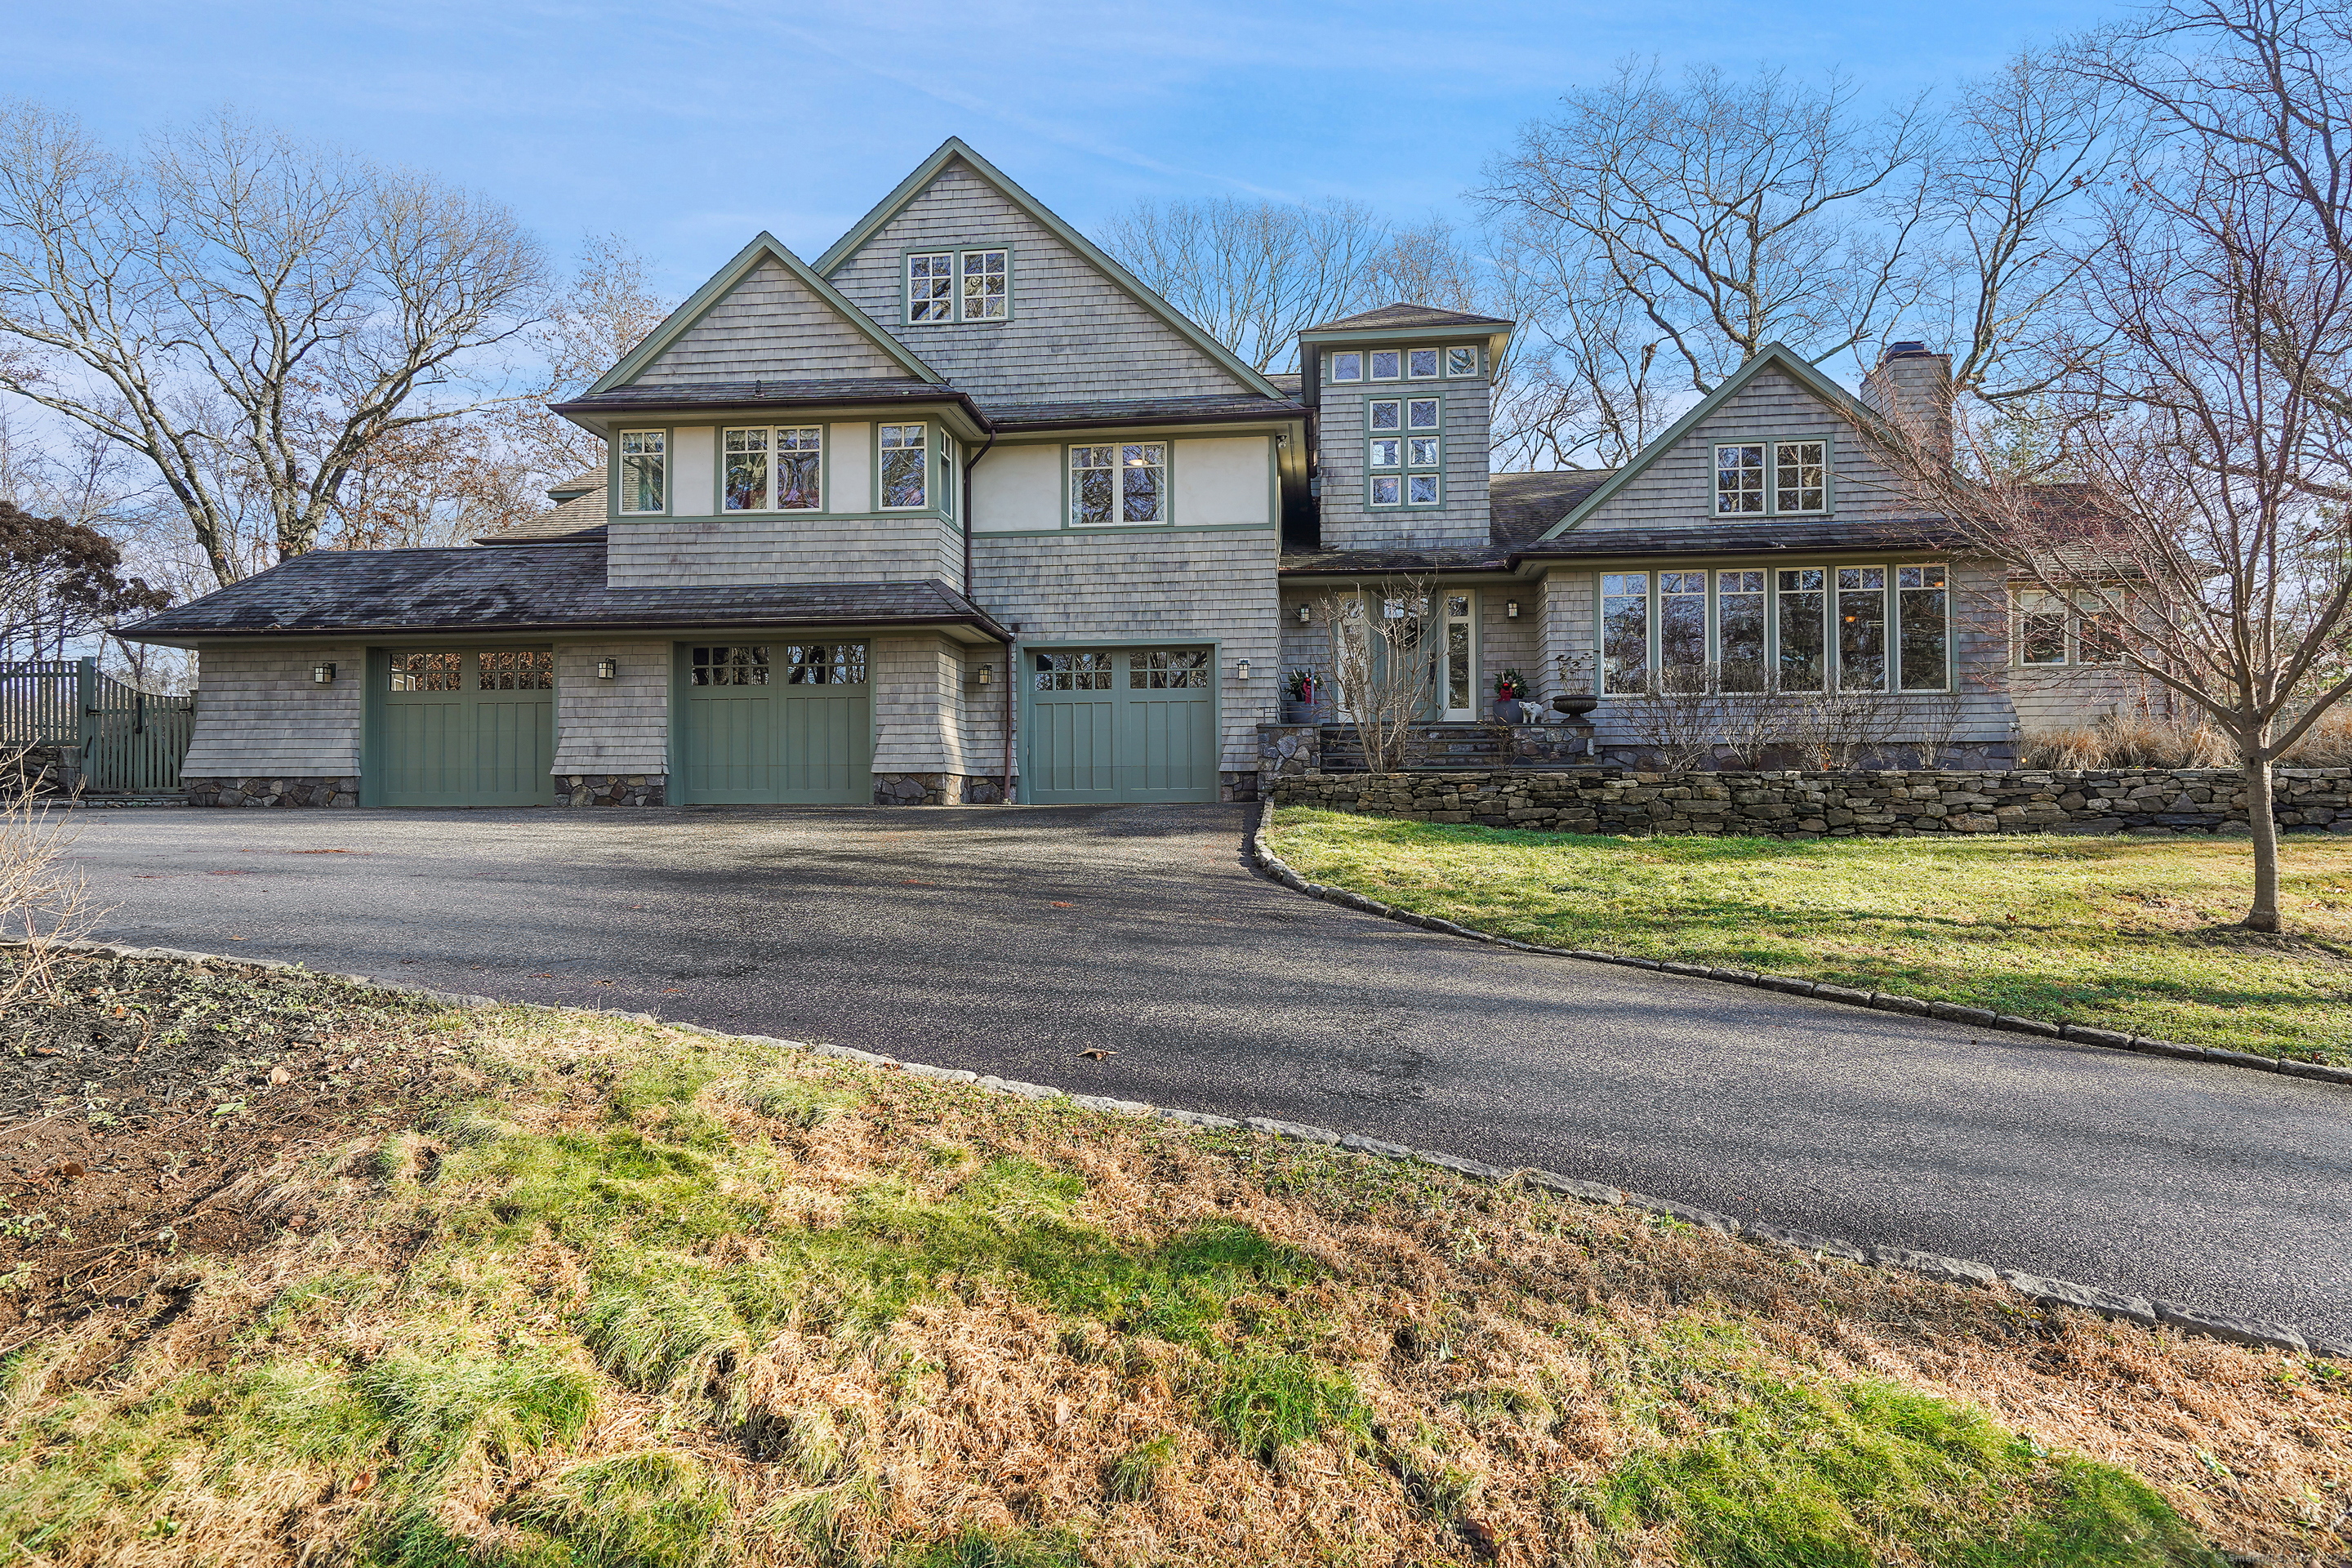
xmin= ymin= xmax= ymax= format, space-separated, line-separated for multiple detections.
xmin=311 ymin=662 xmax=336 ymax=685
xmin=1296 ymin=604 xmax=1312 ymax=624
xmin=596 ymin=658 xmax=618 ymax=681
xmin=1236 ymin=659 xmax=1253 ymax=681
xmin=1506 ymin=599 xmax=1521 ymax=618
xmin=976 ymin=662 xmax=993 ymax=687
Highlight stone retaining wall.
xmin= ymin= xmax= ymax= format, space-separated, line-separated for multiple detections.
xmin=1266 ymin=763 xmax=2350 ymax=838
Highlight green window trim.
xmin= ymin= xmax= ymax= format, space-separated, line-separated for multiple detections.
xmin=1067 ymin=440 xmax=1171 ymax=528
xmin=614 ymin=427 xmax=671 ymax=517
xmin=1712 ymin=434 xmax=1837 ymax=517
xmin=875 ymin=421 xmax=933 ymax=511
xmin=1590 ymin=559 xmax=1951 ymax=697
xmin=900 ymin=243 xmax=1017 ymax=325
xmin=1365 ymin=392 xmax=1443 ymax=510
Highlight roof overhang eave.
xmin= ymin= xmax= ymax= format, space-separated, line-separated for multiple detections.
xmin=550 ymin=390 xmax=993 ymax=442
xmin=118 ymin=608 xmax=1016 ymax=650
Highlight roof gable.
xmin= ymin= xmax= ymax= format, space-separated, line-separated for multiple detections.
xmin=814 ymin=139 xmax=1281 ymax=402
xmin=1538 ymin=344 xmax=1892 ymax=539
xmin=1301 ymin=302 xmax=1514 ymax=333
xmin=587 ymin=234 xmax=940 ymax=396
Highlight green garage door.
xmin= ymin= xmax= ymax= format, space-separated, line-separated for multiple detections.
xmin=679 ymin=642 xmax=871 ymax=804
xmin=1028 ymin=646 xmax=1218 ymax=804
xmin=379 ymin=649 xmax=556 ymax=807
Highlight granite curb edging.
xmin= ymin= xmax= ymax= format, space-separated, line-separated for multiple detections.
xmin=36 ymin=938 xmax=2345 ymax=1361
xmin=1248 ymin=806 xmax=2352 ymax=1093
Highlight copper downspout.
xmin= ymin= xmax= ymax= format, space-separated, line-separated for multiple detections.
xmin=959 ymin=429 xmax=1008 ymax=802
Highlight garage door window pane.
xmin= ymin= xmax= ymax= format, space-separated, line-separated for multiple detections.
xmin=1036 ymin=651 xmax=1112 ymax=690
xmin=478 ymin=650 xmax=553 ymax=690
xmin=691 ymin=645 xmax=770 ymax=687
xmin=390 ymin=651 xmax=462 ymax=692
xmin=785 ymin=643 xmax=866 ymax=685
xmin=1129 ymin=649 xmax=1208 ymax=689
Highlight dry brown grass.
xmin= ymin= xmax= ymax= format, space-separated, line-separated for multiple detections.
xmin=4 ymin=1006 xmax=2345 ymax=1567
xmin=2021 ymin=706 xmax=2352 ymax=771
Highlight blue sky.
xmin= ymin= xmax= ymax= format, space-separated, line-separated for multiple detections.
xmin=12 ymin=0 xmax=2124 ymax=300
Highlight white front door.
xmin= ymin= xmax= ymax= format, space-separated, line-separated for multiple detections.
xmin=1437 ymin=592 xmax=1476 ymax=719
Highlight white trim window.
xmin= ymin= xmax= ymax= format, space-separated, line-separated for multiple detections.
xmin=1071 ymin=443 xmax=1167 ymax=526
xmin=1330 ymin=350 xmax=1362 ymax=382
xmin=907 ymin=252 xmax=955 ymax=323
xmin=722 ymin=425 xmax=822 ymax=512
xmin=1367 ymin=430 xmax=1401 ymax=507
xmin=1898 ymin=566 xmax=1950 ymax=689
xmin=618 ymin=430 xmax=665 ymax=514
xmin=1370 ymin=349 xmax=1401 ymax=380
xmin=1601 ymin=572 xmax=1650 ymax=694
xmin=1777 ymin=440 xmax=1828 ymax=513
xmin=961 ymin=248 xmax=1009 ymax=320
xmin=1446 ymin=345 xmax=1478 ymax=377
xmin=1777 ymin=568 xmax=1828 ymax=691
xmin=2016 ymin=590 xmax=2071 ymax=665
xmin=880 ymin=424 xmax=929 ymax=510
xmin=1408 ymin=347 xmax=1440 ymax=379
xmin=1716 ymin=444 xmax=1766 ymax=514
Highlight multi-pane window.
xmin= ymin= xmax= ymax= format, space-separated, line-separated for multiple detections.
xmin=477 ymin=650 xmax=554 ymax=691
xmin=1716 ymin=444 xmax=1766 ymax=514
xmin=723 ymin=426 xmax=822 ymax=512
xmin=1777 ymin=568 xmax=1828 ymax=691
xmin=1601 ymin=572 xmax=1650 ymax=695
xmin=1129 ymin=649 xmax=1209 ymax=688
xmin=907 ymin=252 xmax=954 ymax=322
xmin=2078 ymin=594 xmax=2125 ymax=664
xmin=1070 ymin=443 xmax=1166 ymax=526
xmin=1717 ymin=570 xmax=1766 ymax=683
xmin=1330 ymin=351 xmax=1362 ymax=381
xmin=2016 ymin=590 xmax=2069 ymax=664
xmin=1368 ymin=399 xmax=1441 ymax=506
xmin=1408 ymin=348 xmax=1440 ymax=378
xmin=1446 ymin=345 xmax=1477 ymax=376
xmin=618 ymin=430 xmax=665 ymax=514
xmin=1370 ymin=350 xmax=1401 ymax=380
xmin=1777 ymin=441 xmax=1828 ymax=513
xmin=880 ymin=425 xmax=928 ymax=509
xmin=1659 ymin=571 xmax=1707 ymax=670
xmin=690 ymin=645 xmax=770 ymax=687
xmin=961 ymin=249 xmax=1008 ymax=319
xmin=1036 ymin=651 xmax=1113 ymax=690
xmin=784 ymin=643 xmax=866 ymax=685
xmin=1836 ymin=566 xmax=1889 ymax=690
xmin=1898 ymin=566 xmax=1949 ymax=689
xmin=390 ymin=651 xmax=461 ymax=692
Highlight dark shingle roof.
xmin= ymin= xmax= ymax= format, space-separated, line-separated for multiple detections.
xmin=1300 ymin=302 xmax=1515 ymax=334
xmin=553 ymin=378 xmax=982 ymax=421
xmin=119 ymin=541 xmax=1006 ymax=643
xmin=1489 ymin=469 xmax=1618 ymax=549
xmin=1281 ymin=515 xmax=1964 ymax=577
xmin=984 ymin=393 xmax=1306 ymax=431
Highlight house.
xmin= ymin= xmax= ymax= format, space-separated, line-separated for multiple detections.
xmin=122 ymin=139 xmax=2109 ymax=808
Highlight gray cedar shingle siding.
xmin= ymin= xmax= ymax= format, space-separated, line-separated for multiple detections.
xmin=973 ymin=528 xmax=1280 ymax=772
xmin=552 ymin=641 xmax=670 ymax=775
xmin=635 ymin=258 xmax=918 ymax=385
xmin=872 ymin=633 xmax=966 ymax=774
xmin=826 ymin=160 xmax=1251 ymax=403
xmin=185 ymin=644 xmax=366 ymax=776
xmin=1314 ymin=362 xmax=1494 ymax=554
xmin=605 ymin=514 xmax=965 ymax=593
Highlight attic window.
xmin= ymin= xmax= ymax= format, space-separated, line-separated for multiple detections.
xmin=1446 ymin=345 xmax=1478 ymax=376
xmin=961 ymin=249 xmax=1008 ymax=320
xmin=907 ymin=248 xmax=1009 ymax=323
xmin=908 ymin=252 xmax=954 ymax=322
xmin=1408 ymin=348 xmax=1440 ymax=378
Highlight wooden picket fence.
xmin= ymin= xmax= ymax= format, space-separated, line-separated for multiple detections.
xmin=0 ymin=658 xmax=195 ymax=794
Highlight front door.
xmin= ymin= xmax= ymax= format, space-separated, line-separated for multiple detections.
xmin=378 ymin=649 xmax=556 ymax=807
xmin=677 ymin=641 xmax=871 ymax=804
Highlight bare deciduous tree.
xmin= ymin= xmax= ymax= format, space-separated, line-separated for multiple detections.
xmin=1320 ymin=580 xmax=1441 ymax=773
xmin=1101 ymin=197 xmax=1390 ymax=372
xmin=0 ymin=103 xmax=546 ymax=587
xmin=497 ymin=233 xmax=672 ymax=491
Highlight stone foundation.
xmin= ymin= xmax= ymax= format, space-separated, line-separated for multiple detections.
xmin=1267 ymin=765 xmax=2350 ymax=839
xmin=1219 ymin=770 xmax=1259 ymax=803
xmin=872 ymin=773 xmax=1012 ymax=806
xmin=560 ymin=773 xmax=666 ymax=807
xmin=185 ymin=776 xmax=359 ymax=808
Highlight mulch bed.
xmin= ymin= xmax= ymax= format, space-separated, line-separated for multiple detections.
xmin=0 ymin=954 xmax=463 ymax=1350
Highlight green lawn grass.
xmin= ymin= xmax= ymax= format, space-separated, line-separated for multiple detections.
xmin=1267 ymin=807 xmax=2352 ymax=1062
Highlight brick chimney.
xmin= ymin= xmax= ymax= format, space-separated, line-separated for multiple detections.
xmin=1861 ymin=341 xmax=1953 ymax=466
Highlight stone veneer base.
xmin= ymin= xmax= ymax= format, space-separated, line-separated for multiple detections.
xmin=185 ymin=776 xmax=358 ymax=808
xmin=561 ymin=773 xmax=666 ymax=807
xmin=871 ymin=773 xmax=1013 ymax=806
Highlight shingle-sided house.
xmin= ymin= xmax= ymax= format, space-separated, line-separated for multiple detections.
xmin=123 ymin=139 xmax=2123 ymax=807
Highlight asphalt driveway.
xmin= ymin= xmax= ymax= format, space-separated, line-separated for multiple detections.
xmin=66 ymin=803 xmax=2352 ymax=1340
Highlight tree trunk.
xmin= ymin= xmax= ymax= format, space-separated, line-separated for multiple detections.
xmin=2243 ymin=750 xmax=2280 ymax=932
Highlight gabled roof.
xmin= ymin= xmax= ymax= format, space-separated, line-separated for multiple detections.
xmin=584 ymin=234 xmax=943 ymax=398
xmin=1538 ymin=343 xmax=1891 ymax=541
xmin=811 ymin=137 xmax=1283 ymax=401
xmin=554 ymin=378 xmax=987 ymax=438
xmin=1300 ymin=302 xmax=1515 ymax=334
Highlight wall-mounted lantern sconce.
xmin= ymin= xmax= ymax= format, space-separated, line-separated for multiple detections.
xmin=1236 ymin=658 xmax=1253 ymax=682
xmin=976 ymin=662 xmax=994 ymax=687
xmin=596 ymin=658 xmax=618 ymax=681
xmin=1296 ymin=604 xmax=1312 ymax=624
xmin=311 ymin=662 xmax=336 ymax=685
xmin=1506 ymin=599 xmax=1521 ymax=619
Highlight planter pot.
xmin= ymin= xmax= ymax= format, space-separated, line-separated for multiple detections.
xmin=1552 ymin=693 xmax=1600 ymax=717
xmin=1494 ymin=699 xmax=1523 ymax=724
xmin=1281 ymin=702 xmax=1314 ymax=724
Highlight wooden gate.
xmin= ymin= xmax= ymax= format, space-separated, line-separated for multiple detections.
xmin=0 ymin=659 xmax=194 ymax=794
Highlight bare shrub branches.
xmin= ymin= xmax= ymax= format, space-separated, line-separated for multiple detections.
xmin=1318 ymin=580 xmax=1441 ymax=773
xmin=0 ymin=751 xmax=98 ymax=1006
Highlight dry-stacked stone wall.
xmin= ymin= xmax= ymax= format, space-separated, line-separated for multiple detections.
xmin=1267 ymin=765 xmax=2350 ymax=839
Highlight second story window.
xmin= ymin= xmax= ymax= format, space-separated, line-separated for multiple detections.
xmin=722 ymin=426 xmax=822 ymax=512
xmin=1408 ymin=348 xmax=1439 ymax=378
xmin=1330 ymin=351 xmax=1362 ymax=381
xmin=906 ymin=247 xmax=1009 ymax=323
xmin=962 ymin=249 xmax=1008 ymax=319
xmin=880 ymin=424 xmax=929 ymax=509
xmin=1717 ymin=444 xmax=1766 ymax=514
xmin=1369 ymin=399 xmax=1441 ymax=506
xmin=1719 ymin=439 xmax=1830 ymax=514
xmin=1446 ymin=345 xmax=1478 ymax=376
xmin=1070 ymin=443 xmax=1165 ymax=525
xmin=908 ymin=252 xmax=954 ymax=322
xmin=618 ymin=430 xmax=665 ymax=514
xmin=1370 ymin=350 xmax=1401 ymax=380
xmin=1777 ymin=441 xmax=1827 ymax=513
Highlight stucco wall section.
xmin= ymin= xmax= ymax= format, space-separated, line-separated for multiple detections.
xmin=635 ymin=256 xmax=920 ymax=385
xmin=826 ymin=159 xmax=1250 ymax=402
xmin=551 ymin=642 xmax=670 ymax=775
xmin=184 ymin=644 xmax=363 ymax=777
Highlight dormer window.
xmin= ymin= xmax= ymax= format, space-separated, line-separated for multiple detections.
xmin=1330 ymin=351 xmax=1362 ymax=381
xmin=1717 ymin=439 xmax=1831 ymax=514
xmin=1446 ymin=345 xmax=1478 ymax=376
xmin=1370 ymin=350 xmax=1401 ymax=380
xmin=724 ymin=426 xmax=822 ymax=512
xmin=906 ymin=247 xmax=1011 ymax=323
xmin=1408 ymin=348 xmax=1439 ymax=378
